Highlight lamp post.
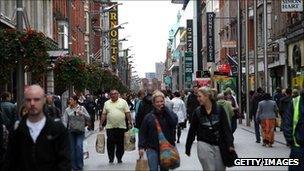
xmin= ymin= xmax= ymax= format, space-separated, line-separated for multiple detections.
xmin=16 ymin=0 xmax=24 ymax=111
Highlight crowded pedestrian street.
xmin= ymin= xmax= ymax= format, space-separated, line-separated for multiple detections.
xmin=1 ymin=0 xmax=304 ymax=171
xmin=82 ymin=121 xmax=290 ymax=170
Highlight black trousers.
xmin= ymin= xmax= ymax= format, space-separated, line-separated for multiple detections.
xmin=106 ymin=128 xmax=125 ymax=162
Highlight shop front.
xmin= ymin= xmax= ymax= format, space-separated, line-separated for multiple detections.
xmin=286 ymin=18 xmax=304 ymax=90
xmin=287 ymin=40 xmax=304 ymax=89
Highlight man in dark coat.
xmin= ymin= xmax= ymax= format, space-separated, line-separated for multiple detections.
xmin=0 ymin=92 xmax=18 ymax=133
xmin=45 ymin=94 xmax=61 ymax=120
xmin=279 ymin=88 xmax=292 ymax=137
xmin=2 ymin=85 xmax=70 ymax=171
xmin=251 ymin=87 xmax=264 ymax=143
xmin=186 ymin=86 xmax=200 ymax=123
xmin=84 ymin=94 xmax=97 ymax=131
xmin=135 ymin=93 xmax=153 ymax=129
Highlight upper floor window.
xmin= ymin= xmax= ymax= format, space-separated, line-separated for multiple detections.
xmin=58 ymin=21 xmax=68 ymax=50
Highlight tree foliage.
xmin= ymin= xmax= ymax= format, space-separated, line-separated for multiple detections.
xmin=0 ymin=28 xmax=51 ymax=84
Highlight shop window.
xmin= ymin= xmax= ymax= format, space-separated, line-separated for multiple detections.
xmin=293 ymin=45 xmax=301 ymax=71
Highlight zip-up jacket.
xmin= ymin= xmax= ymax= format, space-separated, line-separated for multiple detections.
xmin=186 ymin=103 xmax=234 ymax=154
xmin=138 ymin=107 xmax=178 ymax=151
xmin=2 ymin=115 xmax=71 ymax=171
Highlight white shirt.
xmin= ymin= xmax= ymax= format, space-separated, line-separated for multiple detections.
xmin=26 ymin=116 xmax=46 ymax=143
xmin=171 ymin=97 xmax=187 ymax=123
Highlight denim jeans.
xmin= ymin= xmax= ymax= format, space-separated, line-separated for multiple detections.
xmin=289 ymin=147 xmax=304 ymax=171
xmin=254 ymin=116 xmax=261 ymax=142
xmin=70 ymin=132 xmax=84 ymax=170
xmin=146 ymin=149 xmax=168 ymax=171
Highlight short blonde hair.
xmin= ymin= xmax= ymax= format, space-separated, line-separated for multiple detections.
xmin=198 ymin=86 xmax=216 ymax=101
xmin=152 ymin=90 xmax=165 ymax=103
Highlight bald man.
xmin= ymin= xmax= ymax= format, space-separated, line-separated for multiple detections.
xmin=2 ymin=85 xmax=71 ymax=171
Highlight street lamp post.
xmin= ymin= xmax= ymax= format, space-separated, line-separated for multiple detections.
xmin=263 ymin=0 xmax=269 ymax=93
xmin=16 ymin=0 xmax=24 ymax=111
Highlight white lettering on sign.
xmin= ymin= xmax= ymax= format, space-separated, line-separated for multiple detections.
xmin=281 ymin=0 xmax=303 ymax=12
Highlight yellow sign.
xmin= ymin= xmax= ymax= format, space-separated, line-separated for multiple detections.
xmin=292 ymin=75 xmax=304 ymax=89
xmin=109 ymin=4 xmax=118 ymax=65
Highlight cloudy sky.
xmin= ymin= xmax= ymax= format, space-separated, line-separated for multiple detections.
xmin=117 ymin=0 xmax=193 ymax=78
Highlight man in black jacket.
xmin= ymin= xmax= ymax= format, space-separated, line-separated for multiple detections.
xmin=45 ymin=94 xmax=61 ymax=119
xmin=186 ymin=86 xmax=200 ymax=123
xmin=135 ymin=93 xmax=153 ymax=129
xmin=2 ymin=85 xmax=71 ymax=171
xmin=279 ymin=88 xmax=292 ymax=136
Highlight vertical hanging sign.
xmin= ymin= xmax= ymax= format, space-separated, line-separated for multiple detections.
xmin=206 ymin=12 xmax=215 ymax=62
xmin=185 ymin=19 xmax=193 ymax=89
xmin=109 ymin=3 xmax=118 ymax=65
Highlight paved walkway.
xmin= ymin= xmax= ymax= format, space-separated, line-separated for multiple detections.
xmin=82 ymin=121 xmax=290 ymax=170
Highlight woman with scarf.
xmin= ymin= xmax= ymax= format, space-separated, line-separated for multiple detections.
xmin=138 ymin=91 xmax=178 ymax=171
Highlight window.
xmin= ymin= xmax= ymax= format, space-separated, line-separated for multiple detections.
xmin=58 ymin=22 xmax=68 ymax=50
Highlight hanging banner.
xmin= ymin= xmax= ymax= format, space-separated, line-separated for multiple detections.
xmin=206 ymin=12 xmax=215 ymax=62
xmin=186 ymin=20 xmax=193 ymax=52
xmin=281 ymin=0 xmax=303 ymax=12
xmin=185 ymin=52 xmax=193 ymax=89
xmin=109 ymin=3 xmax=119 ymax=65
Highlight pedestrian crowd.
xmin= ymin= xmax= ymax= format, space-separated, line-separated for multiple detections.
xmin=0 ymin=84 xmax=303 ymax=171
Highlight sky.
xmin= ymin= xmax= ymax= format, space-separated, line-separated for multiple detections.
xmin=117 ymin=0 xmax=193 ymax=78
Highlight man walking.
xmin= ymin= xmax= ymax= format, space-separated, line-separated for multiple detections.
xmin=2 ymin=85 xmax=71 ymax=171
xmin=186 ymin=86 xmax=200 ymax=123
xmin=284 ymin=91 xmax=304 ymax=171
xmin=251 ymin=87 xmax=265 ymax=143
xmin=45 ymin=93 xmax=61 ymax=120
xmin=99 ymin=90 xmax=132 ymax=164
xmin=0 ymin=92 xmax=17 ymax=133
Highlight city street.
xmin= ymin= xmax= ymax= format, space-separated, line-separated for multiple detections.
xmin=83 ymin=122 xmax=290 ymax=170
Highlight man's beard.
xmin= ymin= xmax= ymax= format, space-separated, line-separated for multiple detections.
xmin=28 ymin=109 xmax=40 ymax=116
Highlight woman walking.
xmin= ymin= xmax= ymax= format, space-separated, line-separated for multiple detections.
xmin=185 ymin=87 xmax=234 ymax=170
xmin=256 ymin=93 xmax=278 ymax=147
xmin=138 ymin=91 xmax=178 ymax=171
xmin=63 ymin=95 xmax=90 ymax=171
xmin=171 ymin=91 xmax=187 ymax=143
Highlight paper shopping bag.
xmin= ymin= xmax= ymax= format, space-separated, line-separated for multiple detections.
xmin=135 ymin=157 xmax=149 ymax=171
xmin=95 ymin=130 xmax=105 ymax=154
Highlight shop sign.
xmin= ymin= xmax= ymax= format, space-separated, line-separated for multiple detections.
xmin=185 ymin=51 xmax=193 ymax=88
xmin=109 ymin=3 xmax=119 ymax=65
xmin=207 ymin=12 xmax=215 ymax=62
xmin=281 ymin=0 xmax=303 ymax=12
xmin=186 ymin=20 xmax=193 ymax=52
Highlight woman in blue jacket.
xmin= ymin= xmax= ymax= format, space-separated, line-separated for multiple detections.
xmin=138 ymin=91 xmax=178 ymax=171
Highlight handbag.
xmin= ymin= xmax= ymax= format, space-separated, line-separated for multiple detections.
xmin=68 ymin=114 xmax=85 ymax=133
xmin=207 ymin=105 xmax=238 ymax=167
xmin=95 ymin=130 xmax=105 ymax=154
xmin=155 ymin=118 xmax=180 ymax=170
xmin=219 ymin=140 xmax=238 ymax=167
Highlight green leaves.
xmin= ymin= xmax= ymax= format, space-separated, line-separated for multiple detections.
xmin=0 ymin=28 xmax=51 ymax=84
xmin=54 ymin=59 xmax=128 ymax=95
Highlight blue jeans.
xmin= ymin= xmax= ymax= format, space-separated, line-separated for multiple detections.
xmin=70 ymin=132 xmax=84 ymax=170
xmin=289 ymin=147 xmax=304 ymax=171
xmin=146 ymin=149 xmax=168 ymax=171
xmin=254 ymin=116 xmax=261 ymax=142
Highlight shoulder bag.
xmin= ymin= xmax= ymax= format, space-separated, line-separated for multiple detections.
xmin=155 ymin=118 xmax=180 ymax=169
